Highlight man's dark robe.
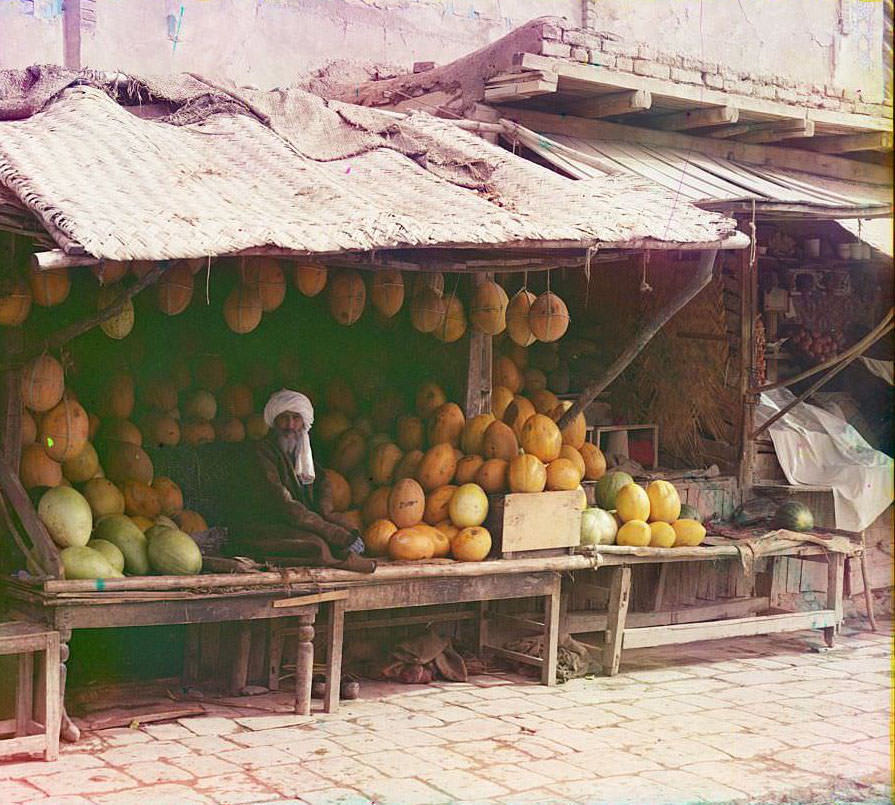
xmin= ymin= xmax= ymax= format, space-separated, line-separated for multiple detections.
xmin=225 ymin=434 xmax=374 ymax=572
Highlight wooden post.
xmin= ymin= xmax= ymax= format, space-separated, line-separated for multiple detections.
xmin=603 ymin=565 xmax=631 ymax=676
xmin=739 ymin=239 xmax=757 ymax=495
xmin=823 ymin=552 xmax=845 ymax=647
xmin=858 ymin=532 xmax=878 ymax=631
xmin=229 ymin=622 xmax=252 ymax=695
xmin=294 ymin=618 xmax=315 ymax=716
xmin=267 ymin=620 xmax=284 ymax=691
xmin=44 ymin=631 xmax=60 ymax=761
xmin=558 ymin=249 xmax=718 ymax=429
xmin=62 ymin=0 xmax=82 ymax=70
xmin=465 ymin=272 xmax=493 ymax=417
xmin=541 ymin=574 xmax=561 ymax=686
xmin=182 ymin=624 xmax=201 ymax=686
xmin=323 ymin=599 xmax=345 ymax=714
xmin=15 ymin=651 xmax=33 ymax=737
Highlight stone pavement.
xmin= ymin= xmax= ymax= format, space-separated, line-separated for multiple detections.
xmin=1 ymin=623 xmax=891 ymax=805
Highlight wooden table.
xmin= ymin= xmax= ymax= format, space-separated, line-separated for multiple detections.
xmin=568 ymin=539 xmax=849 ymax=675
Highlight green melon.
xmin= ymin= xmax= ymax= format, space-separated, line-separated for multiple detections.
xmin=594 ymin=471 xmax=635 ymax=511
xmin=61 ymin=546 xmax=124 ymax=580
xmin=86 ymin=539 xmax=126 ymax=573
xmin=580 ymin=507 xmax=618 ymax=546
xmin=679 ymin=503 xmax=702 ymax=523
xmin=775 ymin=501 xmax=814 ymax=532
xmin=92 ymin=514 xmax=150 ymax=575
xmin=38 ymin=487 xmax=93 ymax=548
xmin=147 ymin=528 xmax=202 ymax=575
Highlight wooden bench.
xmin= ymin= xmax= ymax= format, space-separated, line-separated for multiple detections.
xmin=0 ymin=621 xmax=60 ymax=761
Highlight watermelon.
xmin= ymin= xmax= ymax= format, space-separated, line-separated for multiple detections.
xmin=38 ymin=487 xmax=93 ymax=548
xmin=595 ymin=471 xmax=634 ymax=511
xmin=580 ymin=507 xmax=618 ymax=546
xmin=679 ymin=503 xmax=702 ymax=523
xmin=774 ymin=502 xmax=814 ymax=532
xmin=147 ymin=528 xmax=202 ymax=575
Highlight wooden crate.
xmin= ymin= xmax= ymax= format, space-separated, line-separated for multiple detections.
xmin=486 ymin=491 xmax=582 ymax=557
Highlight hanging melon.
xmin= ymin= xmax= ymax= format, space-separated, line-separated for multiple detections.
xmin=241 ymin=257 xmax=286 ymax=312
xmin=223 ymin=284 xmax=263 ymax=334
xmin=157 ymin=261 xmax=194 ymax=316
xmin=92 ymin=260 xmax=129 ymax=285
xmin=21 ymin=354 xmax=64 ymax=413
xmin=293 ymin=263 xmax=328 ymax=297
xmin=29 ymin=267 xmax=70 ymax=307
xmin=97 ymin=285 xmax=135 ymax=340
xmin=181 ymin=419 xmax=216 ymax=447
xmin=470 ymin=280 xmax=508 ymax=335
xmin=410 ymin=287 xmax=446 ymax=334
xmin=0 ymin=278 xmax=32 ymax=327
xmin=20 ymin=443 xmax=62 ymax=489
xmin=529 ymin=292 xmax=570 ymax=342
xmin=433 ymin=295 xmax=467 ymax=343
xmin=39 ymin=396 xmax=89 ymax=462
xmin=411 ymin=271 xmax=445 ymax=297
xmin=370 ymin=270 xmax=404 ymax=318
xmin=328 ymin=269 xmax=365 ymax=326
xmin=506 ymin=289 xmax=537 ymax=347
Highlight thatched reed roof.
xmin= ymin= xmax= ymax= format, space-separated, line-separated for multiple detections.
xmin=0 ymin=68 xmax=743 ymax=262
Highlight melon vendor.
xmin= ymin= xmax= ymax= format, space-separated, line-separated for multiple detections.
xmin=225 ymin=389 xmax=375 ymax=573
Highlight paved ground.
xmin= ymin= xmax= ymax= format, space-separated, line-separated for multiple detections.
xmin=1 ymin=622 xmax=890 ymax=805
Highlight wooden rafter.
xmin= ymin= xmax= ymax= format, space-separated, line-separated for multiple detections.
xmin=562 ymin=89 xmax=652 ymax=119
xmin=736 ymin=119 xmax=815 ymax=143
xmin=653 ymin=105 xmax=739 ymax=131
xmin=803 ymin=131 xmax=894 ymax=153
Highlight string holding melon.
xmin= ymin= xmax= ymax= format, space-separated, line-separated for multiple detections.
xmin=21 ymin=353 xmax=65 ymax=413
xmin=506 ymin=289 xmax=537 ymax=347
xmin=157 ymin=260 xmax=195 ymax=316
xmin=469 ymin=280 xmax=508 ymax=335
xmin=370 ymin=269 xmax=405 ymax=318
xmin=410 ymin=287 xmax=446 ymax=334
xmin=293 ymin=263 xmax=328 ymax=297
xmin=29 ymin=267 xmax=70 ymax=307
xmin=411 ymin=271 xmax=445 ymax=298
xmin=223 ymin=284 xmax=263 ymax=334
xmin=328 ymin=269 xmax=366 ymax=325
xmin=529 ymin=291 xmax=570 ymax=343
xmin=0 ymin=278 xmax=32 ymax=327
xmin=241 ymin=257 xmax=286 ymax=312
xmin=91 ymin=260 xmax=129 ymax=285
xmin=433 ymin=294 xmax=467 ymax=343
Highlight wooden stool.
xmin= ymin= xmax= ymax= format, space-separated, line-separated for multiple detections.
xmin=0 ymin=622 xmax=60 ymax=761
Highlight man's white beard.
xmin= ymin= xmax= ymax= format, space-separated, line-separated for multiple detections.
xmin=276 ymin=431 xmax=302 ymax=473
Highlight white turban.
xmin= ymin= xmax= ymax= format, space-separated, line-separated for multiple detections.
xmin=264 ymin=390 xmax=316 ymax=484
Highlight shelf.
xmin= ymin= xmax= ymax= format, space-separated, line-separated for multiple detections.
xmin=758 ymin=255 xmax=884 ymax=268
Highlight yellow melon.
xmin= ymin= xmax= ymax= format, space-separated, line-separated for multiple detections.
xmin=317 ymin=411 xmax=352 ymax=444
xmin=551 ymin=402 xmax=586 ymax=450
xmin=506 ymin=289 xmax=537 ymax=347
xmin=330 ymin=429 xmax=366 ymax=475
xmin=293 ymin=263 xmax=327 ymax=297
xmin=508 ymin=453 xmax=547 ymax=493
xmin=454 ymin=454 xmax=484 ymax=485
xmin=529 ymin=292 xmax=570 ymax=342
xmin=520 ymin=413 xmax=563 ymax=463
xmin=415 ymin=443 xmax=457 ymax=492
xmin=21 ymin=409 xmax=37 ymax=445
xmin=451 ymin=526 xmax=492 ymax=562
xmin=469 ymin=280 xmax=508 ymax=335
xmin=219 ymin=384 xmax=254 ymax=419
xmin=424 ymin=485 xmax=456 ymax=525
xmin=370 ymin=270 xmax=404 ymax=317
xmin=490 ymin=386 xmax=514 ymax=420
xmin=493 ymin=356 xmax=523 ymax=394
xmin=427 ymin=403 xmax=465 ymax=448
xmin=523 ymin=368 xmax=548 ymax=394
xmin=364 ymin=519 xmax=397 ymax=556
xmin=123 ymin=480 xmax=161 ymax=519
xmin=671 ymin=519 xmax=707 ymax=547
xmin=101 ymin=418 xmax=142 ymax=447
xmin=615 ymin=483 xmax=651 ymax=523
xmin=388 ymin=526 xmax=434 ymax=561
xmin=503 ymin=396 xmax=536 ymax=441
xmin=647 ymin=480 xmax=682 ymax=524
xmin=97 ymin=284 xmax=135 ymax=340
xmin=649 ymin=521 xmax=676 ymax=548
xmin=328 ymin=269 xmax=366 ymax=326
xmin=369 ymin=442 xmax=403 ymax=486
xmin=388 ymin=478 xmax=425 ymax=528
xmin=559 ymin=445 xmax=586 ymax=480
xmin=448 ymin=483 xmax=489 ymax=527
xmin=394 ymin=449 xmax=424 ymax=481
xmin=475 ymin=458 xmax=507 ymax=494
xmin=530 ymin=388 xmax=559 ymax=415
xmin=580 ymin=442 xmax=607 ymax=481
xmin=545 ymin=458 xmax=581 ymax=491
xmin=617 ymin=519 xmax=651 ymax=547
xmin=461 ymin=413 xmax=495 ymax=455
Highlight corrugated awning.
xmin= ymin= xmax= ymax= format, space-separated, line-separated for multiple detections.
xmin=509 ymin=125 xmax=893 ymax=220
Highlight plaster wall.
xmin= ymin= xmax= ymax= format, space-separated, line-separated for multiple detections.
xmin=0 ymin=0 xmax=886 ymax=99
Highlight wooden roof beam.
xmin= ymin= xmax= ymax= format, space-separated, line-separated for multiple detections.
xmin=736 ymin=119 xmax=815 ymax=143
xmin=802 ymin=131 xmax=894 ymax=153
xmin=562 ymin=89 xmax=652 ymax=118
xmin=484 ymin=71 xmax=558 ymax=103
xmin=653 ymin=104 xmax=739 ymax=131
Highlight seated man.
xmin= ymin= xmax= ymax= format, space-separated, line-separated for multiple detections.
xmin=227 ymin=389 xmax=374 ymax=572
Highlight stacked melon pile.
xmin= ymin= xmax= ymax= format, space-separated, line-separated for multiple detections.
xmin=17 ymin=354 xmax=208 ymax=580
xmin=580 ymin=470 xmax=706 ymax=549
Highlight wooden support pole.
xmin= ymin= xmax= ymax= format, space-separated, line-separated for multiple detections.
xmin=324 ymin=599 xmax=346 ymax=714
xmin=465 ymin=272 xmax=493 ymax=417
xmin=654 ymin=104 xmax=739 ymax=131
xmin=558 ymin=248 xmax=718 ymax=430
xmin=603 ymin=565 xmax=631 ymax=676
xmin=62 ymin=0 xmax=82 ymax=70
xmin=823 ymin=552 xmax=844 ymax=647
xmin=563 ymin=89 xmax=652 ymax=119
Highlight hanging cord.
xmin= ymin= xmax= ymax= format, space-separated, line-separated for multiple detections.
xmin=584 ymin=245 xmax=595 ymax=307
xmin=639 ymin=251 xmax=653 ymax=293
xmin=205 ymin=256 xmax=212 ymax=305
xmin=748 ymin=198 xmax=757 ymax=270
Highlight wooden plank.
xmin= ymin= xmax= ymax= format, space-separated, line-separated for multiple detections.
xmin=623 ymin=609 xmax=839 ymax=649
xmin=518 ymin=54 xmax=893 ymax=135
xmin=228 ymin=623 xmax=252 ymax=695
xmin=542 ymin=575 xmax=561 ymax=686
xmin=496 ymin=491 xmax=582 ymax=553
xmin=0 ymin=459 xmax=62 ymax=577
xmin=324 ymin=599 xmax=345 ymax=715
xmin=603 ymin=566 xmax=631 ymax=676
xmin=465 ymin=272 xmax=492 ymax=417
xmin=272 ymin=590 xmax=349 ymax=609
xmin=737 ymin=120 xmax=816 ymax=144
xmin=563 ymin=89 xmax=652 ymax=118
xmin=824 ymin=553 xmax=845 ymax=647
xmin=484 ymin=76 xmax=558 ymax=103
xmin=487 ymin=646 xmax=544 ymax=667
xmin=62 ymin=0 xmax=82 ymax=70
xmin=654 ymin=105 xmax=739 ymax=131
xmin=500 ymin=107 xmax=892 ymax=186
xmin=15 ymin=651 xmax=33 ymax=737
xmin=803 ymin=131 xmax=894 ymax=153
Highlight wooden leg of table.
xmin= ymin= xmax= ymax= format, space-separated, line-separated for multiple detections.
xmin=16 ymin=651 xmax=33 ymax=737
xmin=44 ymin=633 xmax=60 ymax=761
xmin=324 ymin=600 xmax=345 ymax=715
xmin=57 ymin=630 xmax=79 ymax=744
xmin=653 ymin=564 xmax=668 ymax=611
xmin=230 ymin=622 xmax=252 ymax=695
xmin=183 ymin=624 xmax=201 ymax=686
xmin=541 ymin=574 xmax=561 ymax=687
xmin=294 ymin=618 xmax=315 ymax=716
xmin=824 ymin=553 xmax=845 ymax=648
xmin=603 ymin=566 xmax=631 ymax=676
xmin=268 ymin=620 xmax=284 ymax=691
xmin=477 ymin=600 xmax=489 ymax=656
xmin=858 ymin=532 xmax=877 ymax=632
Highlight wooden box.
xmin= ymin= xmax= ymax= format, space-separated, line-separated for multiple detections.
xmin=486 ymin=491 xmax=582 ymax=558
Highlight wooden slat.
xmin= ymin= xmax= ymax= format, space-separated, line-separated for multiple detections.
xmin=736 ymin=120 xmax=815 ymax=144
xmin=622 ymin=609 xmax=839 ymax=649
xmin=485 ymin=75 xmax=558 ymax=103
xmin=653 ymin=105 xmax=739 ymax=131
xmin=803 ymin=131 xmax=894 ymax=153
xmin=271 ymin=590 xmax=349 ymax=609
xmin=563 ymin=89 xmax=652 ymax=118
